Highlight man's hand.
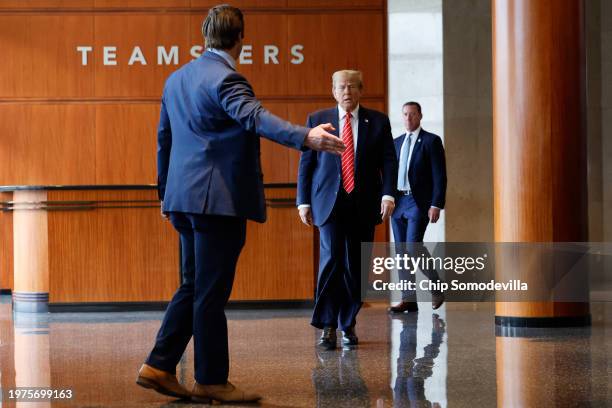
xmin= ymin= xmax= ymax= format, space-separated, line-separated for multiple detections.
xmin=429 ymin=207 xmax=441 ymax=223
xmin=160 ymin=201 xmax=169 ymax=220
xmin=298 ymin=207 xmax=313 ymax=227
xmin=303 ymin=123 xmax=345 ymax=155
xmin=381 ymin=199 xmax=395 ymax=221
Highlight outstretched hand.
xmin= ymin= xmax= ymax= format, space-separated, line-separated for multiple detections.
xmin=303 ymin=123 xmax=345 ymax=155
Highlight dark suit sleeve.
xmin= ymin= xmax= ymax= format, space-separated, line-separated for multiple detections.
xmin=218 ymin=72 xmax=309 ymax=150
xmin=380 ymin=115 xmax=398 ymax=197
xmin=430 ymin=136 xmax=447 ymax=209
xmin=296 ymin=115 xmax=317 ymax=206
xmin=156 ymin=94 xmax=171 ymax=201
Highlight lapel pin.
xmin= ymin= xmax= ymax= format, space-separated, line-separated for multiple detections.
xmin=417 ymin=139 xmax=421 ymax=143
xmin=364 ymin=119 xmax=368 ymax=123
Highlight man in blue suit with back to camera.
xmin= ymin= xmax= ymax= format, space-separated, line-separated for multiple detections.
xmin=388 ymin=101 xmax=447 ymax=314
xmin=297 ymin=70 xmax=398 ymax=350
xmin=137 ymin=4 xmax=345 ymax=404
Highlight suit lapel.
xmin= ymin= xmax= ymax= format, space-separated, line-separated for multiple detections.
xmin=355 ymin=106 xmax=368 ymax=171
xmin=408 ymin=129 xmax=425 ymax=174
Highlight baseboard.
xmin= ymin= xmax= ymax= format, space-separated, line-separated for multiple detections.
xmin=495 ymin=314 xmax=592 ymax=330
xmin=48 ymin=299 xmax=313 ymax=313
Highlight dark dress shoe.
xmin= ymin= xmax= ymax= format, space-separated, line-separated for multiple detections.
xmin=387 ymin=301 xmax=419 ymax=314
xmin=432 ymin=292 xmax=445 ymax=310
xmin=341 ymin=327 xmax=358 ymax=346
xmin=317 ymin=327 xmax=337 ymax=350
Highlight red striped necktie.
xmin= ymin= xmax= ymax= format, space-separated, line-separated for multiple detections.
xmin=341 ymin=112 xmax=355 ymax=193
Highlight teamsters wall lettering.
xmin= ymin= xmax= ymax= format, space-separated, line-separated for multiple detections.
xmin=76 ymin=45 xmax=305 ymax=66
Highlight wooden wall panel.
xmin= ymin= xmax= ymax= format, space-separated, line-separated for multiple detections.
xmin=47 ymin=190 xmax=178 ymax=302
xmin=286 ymin=13 xmax=385 ymax=97
xmin=259 ymin=103 xmax=291 ymax=183
xmin=0 ymin=1 xmax=93 ymax=10
xmin=95 ymin=104 xmax=159 ymax=184
xmin=0 ymin=15 xmax=94 ymax=98
xmin=94 ymin=0 xmax=189 ymax=8
xmin=288 ymin=0 xmax=383 ymax=7
xmin=232 ymin=187 xmax=314 ymax=300
xmin=42 ymin=188 xmax=313 ymax=302
xmin=0 ymin=104 xmax=96 ymax=185
xmin=93 ymin=14 xmax=192 ymax=98
xmin=190 ymin=0 xmax=288 ymax=8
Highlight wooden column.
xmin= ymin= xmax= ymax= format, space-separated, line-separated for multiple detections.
xmin=492 ymin=0 xmax=590 ymax=326
xmin=12 ymin=190 xmax=49 ymax=313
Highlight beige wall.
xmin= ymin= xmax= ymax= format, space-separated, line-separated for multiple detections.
xmin=443 ymin=0 xmax=493 ymax=242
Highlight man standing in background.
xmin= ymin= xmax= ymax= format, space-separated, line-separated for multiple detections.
xmin=388 ymin=101 xmax=447 ymax=314
xmin=297 ymin=70 xmax=397 ymax=349
xmin=137 ymin=4 xmax=345 ymax=404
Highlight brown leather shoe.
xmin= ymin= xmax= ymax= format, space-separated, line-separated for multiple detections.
xmin=387 ymin=301 xmax=419 ymax=314
xmin=136 ymin=363 xmax=191 ymax=399
xmin=432 ymin=293 xmax=445 ymax=310
xmin=192 ymin=381 xmax=261 ymax=403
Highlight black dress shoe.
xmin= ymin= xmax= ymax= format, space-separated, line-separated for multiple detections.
xmin=317 ymin=327 xmax=337 ymax=350
xmin=341 ymin=327 xmax=358 ymax=346
xmin=387 ymin=301 xmax=419 ymax=314
xmin=432 ymin=292 xmax=445 ymax=310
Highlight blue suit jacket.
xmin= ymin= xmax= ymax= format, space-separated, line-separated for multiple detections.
xmin=157 ymin=51 xmax=309 ymax=223
xmin=392 ymin=129 xmax=447 ymax=214
xmin=297 ymin=106 xmax=397 ymax=227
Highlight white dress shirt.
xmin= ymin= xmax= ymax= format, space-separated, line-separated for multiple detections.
xmin=398 ymin=126 xmax=439 ymax=210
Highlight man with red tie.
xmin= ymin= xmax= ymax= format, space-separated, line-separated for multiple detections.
xmin=297 ymin=70 xmax=398 ymax=349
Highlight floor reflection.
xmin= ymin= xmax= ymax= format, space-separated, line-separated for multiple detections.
xmin=391 ymin=313 xmax=446 ymax=408
xmin=312 ymin=348 xmax=370 ymax=407
xmin=0 ymin=300 xmax=609 ymax=407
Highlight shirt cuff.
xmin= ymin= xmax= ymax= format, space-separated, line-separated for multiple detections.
xmin=430 ymin=206 xmax=440 ymax=209
xmin=382 ymin=195 xmax=395 ymax=203
xmin=297 ymin=204 xmax=311 ymax=210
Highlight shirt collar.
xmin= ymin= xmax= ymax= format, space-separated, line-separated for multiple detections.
xmin=407 ymin=126 xmax=421 ymax=138
xmin=207 ymin=48 xmax=237 ymax=70
xmin=338 ymin=104 xmax=360 ymax=120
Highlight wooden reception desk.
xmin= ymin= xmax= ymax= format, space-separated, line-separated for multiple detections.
xmin=0 ymin=185 xmax=315 ymax=312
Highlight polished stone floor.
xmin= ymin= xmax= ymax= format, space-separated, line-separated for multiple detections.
xmin=0 ymin=298 xmax=610 ymax=407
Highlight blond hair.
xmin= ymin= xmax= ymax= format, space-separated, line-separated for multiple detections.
xmin=332 ymin=70 xmax=363 ymax=89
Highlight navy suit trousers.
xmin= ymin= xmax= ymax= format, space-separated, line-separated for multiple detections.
xmin=312 ymin=190 xmax=375 ymax=330
xmin=391 ymin=194 xmax=442 ymax=301
xmin=146 ymin=212 xmax=246 ymax=385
